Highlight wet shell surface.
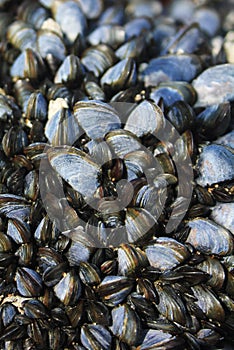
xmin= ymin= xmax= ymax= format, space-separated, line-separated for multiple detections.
xmin=0 ymin=0 xmax=233 ymax=349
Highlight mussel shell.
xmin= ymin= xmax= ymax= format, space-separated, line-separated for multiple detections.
xmin=37 ymin=29 xmax=66 ymax=63
xmin=166 ymin=100 xmax=194 ymax=134
xmin=117 ymin=244 xmax=148 ymax=276
xmin=192 ymin=285 xmax=225 ymax=322
xmin=145 ymin=237 xmax=190 ymax=272
xmin=10 ymin=48 xmax=45 ymax=81
xmin=25 ymin=91 xmax=48 ymax=122
xmin=7 ymin=20 xmax=37 ymax=51
xmin=23 ymin=299 xmax=48 ymax=319
xmin=186 ymin=218 xmax=233 ymax=256
xmin=73 ymin=100 xmax=121 ymax=139
xmin=77 ymin=0 xmax=103 ymax=19
xmin=53 ymin=270 xmax=81 ymax=306
xmin=111 ymin=304 xmax=141 ymax=345
xmin=105 ymin=129 xmax=142 ymax=158
xmin=81 ymin=324 xmax=112 ymax=350
xmin=79 ymin=261 xmax=101 ymax=286
xmin=7 ymin=218 xmax=31 ymax=244
xmin=150 ymin=81 xmax=197 ymax=107
xmin=192 ymin=63 xmax=234 ymax=107
xmin=1 ymin=304 xmax=17 ymax=330
xmin=124 ymin=100 xmax=165 ymax=138
xmin=15 ymin=243 xmax=34 ymax=266
xmin=101 ymin=58 xmax=137 ymax=94
xmin=196 ymin=144 xmax=234 ymax=186
xmin=54 ymin=54 xmax=85 ymax=87
xmin=116 ymin=36 xmax=146 ymax=60
xmin=16 ymin=267 xmax=43 ymax=297
xmin=125 ymin=208 xmax=157 ymax=244
xmin=124 ymin=17 xmax=151 ymax=40
xmin=0 ymin=232 xmax=12 ymax=252
xmin=97 ymin=275 xmax=133 ymax=306
xmin=88 ymin=24 xmax=125 ymax=48
xmin=81 ymin=44 xmax=116 ymax=78
xmin=211 ymin=202 xmax=234 ymax=234
xmin=45 ymin=100 xmax=80 ymax=145
xmin=154 ymin=283 xmax=189 ymax=325
xmin=195 ymin=103 xmax=231 ymax=140
xmin=51 ymin=0 xmax=87 ymax=44
xmin=140 ymin=54 xmax=202 ymax=86
xmin=17 ymin=0 xmax=49 ymax=30
xmin=47 ymin=145 xmax=101 ymax=198
xmin=2 ymin=126 xmax=28 ymax=157
xmin=137 ymin=329 xmax=184 ymax=349
xmin=197 ymin=257 xmax=226 ymax=290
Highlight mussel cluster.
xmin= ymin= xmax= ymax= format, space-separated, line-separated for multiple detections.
xmin=0 ymin=0 xmax=233 ymax=349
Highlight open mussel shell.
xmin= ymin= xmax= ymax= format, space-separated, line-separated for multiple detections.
xmin=196 ymin=144 xmax=234 ymax=186
xmin=81 ymin=324 xmax=112 ymax=350
xmin=111 ymin=304 xmax=141 ymax=346
xmin=51 ymin=0 xmax=87 ymax=44
xmin=192 ymin=285 xmax=225 ymax=322
xmin=16 ymin=267 xmax=43 ymax=297
xmin=124 ymin=100 xmax=165 ymax=138
xmin=192 ymin=63 xmax=234 ymax=107
xmin=140 ymin=54 xmax=202 ymax=87
xmin=186 ymin=218 xmax=233 ymax=256
xmin=137 ymin=329 xmax=184 ymax=349
xmin=97 ymin=276 xmax=133 ymax=306
xmin=47 ymin=145 xmax=100 ymax=199
xmin=73 ymin=100 xmax=121 ymax=139
xmin=101 ymin=58 xmax=137 ymax=94
xmin=53 ymin=270 xmax=81 ymax=306
xmin=145 ymin=237 xmax=191 ymax=272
